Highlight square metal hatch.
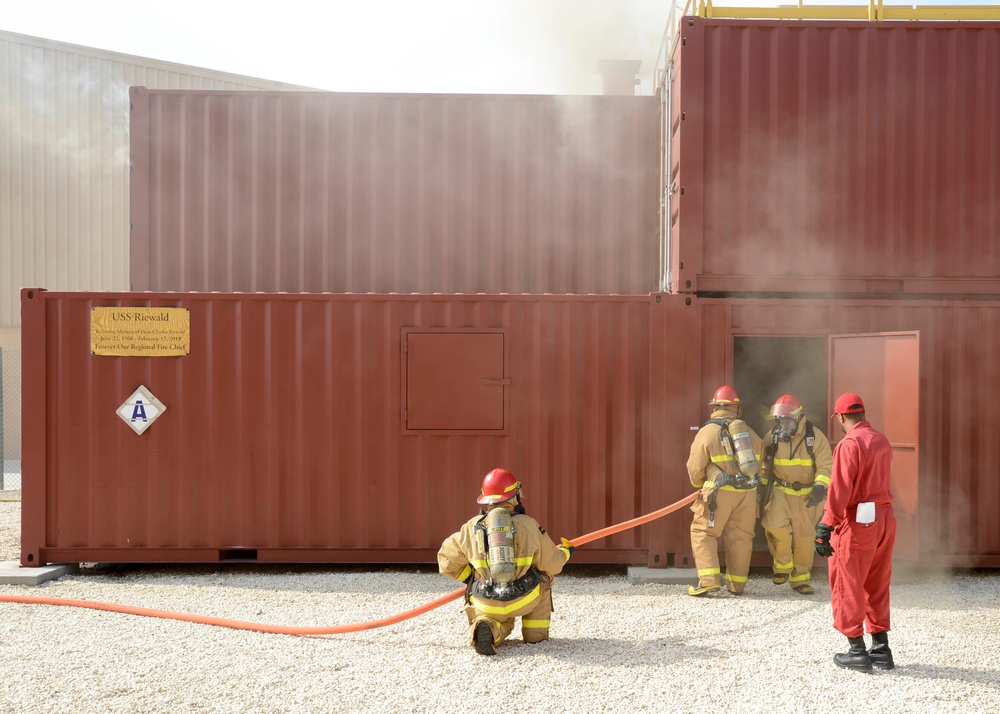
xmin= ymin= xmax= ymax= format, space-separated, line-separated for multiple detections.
xmin=402 ymin=330 xmax=508 ymax=433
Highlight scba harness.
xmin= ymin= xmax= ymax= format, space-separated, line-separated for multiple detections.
xmin=469 ymin=511 xmax=544 ymax=602
xmin=705 ymin=418 xmax=760 ymax=490
xmin=762 ymin=420 xmax=817 ymax=494
xmin=469 ymin=566 xmax=543 ymax=602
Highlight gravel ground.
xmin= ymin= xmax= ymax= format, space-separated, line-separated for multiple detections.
xmin=2 ymin=500 xmax=999 ymax=713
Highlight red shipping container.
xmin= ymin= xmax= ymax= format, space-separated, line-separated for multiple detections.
xmin=22 ymin=289 xmax=1000 ymax=568
xmin=20 ymin=289 xmax=697 ymax=567
xmin=668 ymin=18 xmax=1000 ymax=297
xmin=128 ymin=89 xmax=660 ymax=296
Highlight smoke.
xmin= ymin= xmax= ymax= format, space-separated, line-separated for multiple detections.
xmin=493 ymin=0 xmax=673 ymax=95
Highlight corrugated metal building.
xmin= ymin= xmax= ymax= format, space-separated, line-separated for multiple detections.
xmin=0 ymin=29 xmax=312 ymax=473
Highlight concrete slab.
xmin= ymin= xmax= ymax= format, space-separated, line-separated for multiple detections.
xmin=0 ymin=561 xmax=77 ymax=586
xmin=627 ymin=566 xmax=698 ymax=586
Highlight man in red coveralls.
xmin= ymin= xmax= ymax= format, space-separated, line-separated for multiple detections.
xmin=814 ymin=392 xmax=896 ymax=672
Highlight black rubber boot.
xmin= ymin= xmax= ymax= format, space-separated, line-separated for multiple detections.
xmin=834 ymin=636 xmax=873 ymax=672
xmin=474 ymin=620 xmax=497 ymax=656
xmin=869 ymin=631 xmax=895 ymax=670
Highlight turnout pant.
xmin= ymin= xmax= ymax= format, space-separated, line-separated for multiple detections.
xmin=762 ymin=489 xmax=824 ymax=587
xmin=465 ymin=583 xmax=554 ymax=647
xmin=690 ymin=488 xmax=757 ymax=594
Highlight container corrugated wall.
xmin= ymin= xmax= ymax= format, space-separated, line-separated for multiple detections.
xmin=128 ymin=89 xmax=660 ymax=295
xmin=0 ymin=30 xmax=313 ymax=329
xmin=669 ymin=18 xmax=1000 ymax=297
xmin=22 ymin=289 xmax=1000 ymax=567
xmin=696 ymin=297 xmax=1000 ymax=566
xmin=21 ymin=289 xmax=696 ymax=567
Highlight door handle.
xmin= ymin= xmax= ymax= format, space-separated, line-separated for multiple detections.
xmin=482 ymin=378 xmax=511 ymax=385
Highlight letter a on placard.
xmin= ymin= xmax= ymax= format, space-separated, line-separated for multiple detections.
xmin=117 ymin=385 xmax=166 ymax=435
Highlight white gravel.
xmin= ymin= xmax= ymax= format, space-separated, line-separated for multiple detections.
xmin=2 ymin=499 xmax=999 ymax=713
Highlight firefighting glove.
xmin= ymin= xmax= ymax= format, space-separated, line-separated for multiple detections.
xmin=559 ymin=537 xmax=576 ymax=560
xmin=814 ymin=522 xmax=835 ymax=558
xmin=806 ymin=484 xmax=828 ymax=508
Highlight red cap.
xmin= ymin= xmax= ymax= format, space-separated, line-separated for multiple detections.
xmin=832 ymin=392 xmax=866 ymax=415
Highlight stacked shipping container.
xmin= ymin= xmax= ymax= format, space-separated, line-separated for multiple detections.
xmin=21 ymin=18 xmax=1000 ymax=567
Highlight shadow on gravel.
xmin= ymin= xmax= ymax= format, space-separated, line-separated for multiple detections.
xmin=889 ymin=665 xmax=1000 ymax=690
xmin=492 ymin=636 xmax=724 ymax=664
xmin=66 ymin=563 xmax=628 ymax=596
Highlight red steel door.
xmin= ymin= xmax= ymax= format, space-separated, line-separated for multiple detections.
xmin=828 ymin=332 xmax=920 ymax=560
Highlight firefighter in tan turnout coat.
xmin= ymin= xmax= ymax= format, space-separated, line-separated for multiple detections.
xmin=438 ymin=468 xmax=573 ymax=655
xmin=759 ymin=394 xmax=834 ymax=595
xmin=686 ymin=386 xmax=763 ymax=596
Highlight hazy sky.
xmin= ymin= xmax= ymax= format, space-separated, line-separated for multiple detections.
xmin=2 ymin=0 xmax=678 ymax=95
xmin=2 ymin=0 xmax=994 ymax=95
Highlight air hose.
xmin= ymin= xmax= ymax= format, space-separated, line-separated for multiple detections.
xmin=0 ymin=492 xmax=697 ymax=635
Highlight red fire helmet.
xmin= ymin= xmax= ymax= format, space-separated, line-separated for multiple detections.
xmin=709 ymin=385 xmax=741 ymax=406
xmin=771 ymin=394 xmax=804 ymax=419
xmin=477 ymin=468 xmax=521 ymax=505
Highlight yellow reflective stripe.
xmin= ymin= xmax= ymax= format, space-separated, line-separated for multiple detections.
xmin=789 ymin=573 xmax=811 ymax=583
xmin=774 ymin=458 xmax=814 ymax=467
xmin=773 ymin=559 xmax=793 ymax=570
xmin=471 ymin=584 xmax=542 ymax=616
xmin=522 ymin=619 xmax=550 ymax=629
xmin=814 ymin=475 xmax=831 ymax=487
xmin=726 ymin=573 xmax=748 ymax=583
xmin=775 ymin=484 xmax=812 ymax=496
xmin=557 ymin=547 xmax=571 ymax=560
xmin=759 ymin=476 xmax=771 ymax=485
xmin=710 ymin=454 xmax=734 ymax=463
xmin=470 ymin=558 xmax=488 ymax=569
xmin=458 ymin=565 xmax=472 ymax=581
xmin=697 ymin=567 xmax=721 ymax=577
xmin=514 ymin=556 xmax=534 ymax=566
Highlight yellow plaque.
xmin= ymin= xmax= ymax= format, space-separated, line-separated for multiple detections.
xmin=91 ymin=307 xmax=191 ymax=356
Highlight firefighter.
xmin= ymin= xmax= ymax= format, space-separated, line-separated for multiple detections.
xmin=437 ymin=468 xmax=574 ymax=655
xmin=814 ymin=393 xmax=897 ymax=672
xmin=686 ymin=386 xmax=763 ymax=596
xmin=758 ymin=394 xmax=834 ymax=594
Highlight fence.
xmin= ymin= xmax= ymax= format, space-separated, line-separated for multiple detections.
xmin=1 ymin=347 xmax=21 ymax=495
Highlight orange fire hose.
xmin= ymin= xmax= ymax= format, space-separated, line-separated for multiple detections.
xmin=0 ymin=492 xmax=697 ymax=636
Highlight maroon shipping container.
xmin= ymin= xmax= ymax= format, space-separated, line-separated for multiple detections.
xmin=128 ymin=89 xmax=660 ymax=296
xmin=695 ymin=296 xmax=1000 ymax=567
xmin=668 ymin=18 xmax=1000 ymax=297
xmin=21 ymin=288 xmax=1000 ymax=568
xmin=20 ymin=289 xmax=697 ymax=567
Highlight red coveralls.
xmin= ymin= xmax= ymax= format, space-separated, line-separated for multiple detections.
xmin=821 ymin=420 xmax=896 ymax=638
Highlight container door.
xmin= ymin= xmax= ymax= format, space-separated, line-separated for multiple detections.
xmin=828 ymin=332 xmax=919 ymax=560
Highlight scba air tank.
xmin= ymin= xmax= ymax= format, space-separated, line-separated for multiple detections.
xmin=484 ymin=507 xmax=517 ymax=584
xmin=727 ymin=418 xmax=759 ymax=478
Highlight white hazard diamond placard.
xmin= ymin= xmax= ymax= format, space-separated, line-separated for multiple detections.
xmin=117 ymin=385 xmax=167 ymax=435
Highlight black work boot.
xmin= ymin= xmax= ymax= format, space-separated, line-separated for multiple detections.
xmin=834 ymin=636 xmax=873 ymax=672
xmin=474 ymin=621 xmax=496 ymax=656
xmin=869 ymin=631 xmax=895 ymax=670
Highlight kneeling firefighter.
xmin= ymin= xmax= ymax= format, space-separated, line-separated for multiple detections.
xmin=686 ymin=386 xmax=763 ymax=596
xmin=759 ymin=394 xmax=833 ymax=595
xmin=437 ymin=468 xmax=574 ymax=655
